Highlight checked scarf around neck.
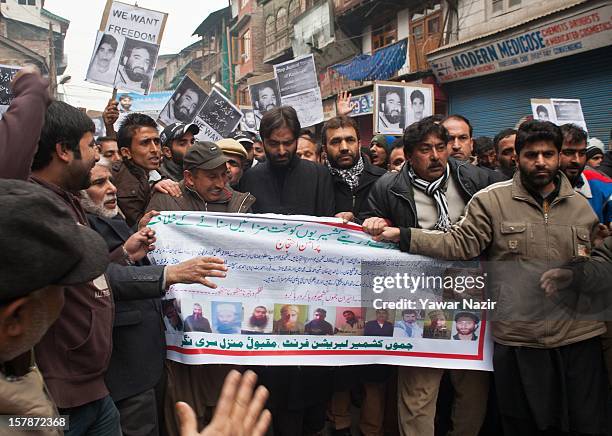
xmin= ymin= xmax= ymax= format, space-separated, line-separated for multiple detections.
xmin=327 ymin=155 xmax=365 ymax=192
xmin=407 ymin=164 xmax=452 ymax=231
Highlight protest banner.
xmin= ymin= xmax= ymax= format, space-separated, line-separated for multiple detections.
xmin=0 ymin=64 xmax=19 ymax=119
xmin=530 ymin=98 xmax=587 ymax=131
xmin=149 ymin=212 xmax=494 ymax=370
xmin=112 ymin=90 xmax=174 ymax=130
xmin=158 ymin=71 xmax=209 ymax=127
xmin=86 ymin=0 xmax=168 ymax=94
xmin=273 ymin=54 xmax=324 ymax=127
xmin=194 ymin=89 xmax=243 ymax=141
xmin=374 ymin=81 xmax=434 ymax=135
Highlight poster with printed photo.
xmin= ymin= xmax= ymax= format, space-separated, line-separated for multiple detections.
xmin=196 ymin=89 xmax=243 ymax=138
xmin=86 ymin=32 xmax=125 ymax=87
xmin=551 ymin=98 xmax=587 ymax=131
xmin=530 ymin=99 xmax=557 ymax=124
xmin=374 ymin=81 xmax=434 ymax=135
xmin=248 ymin=77 xmax=281 ymax=119
xmin=239 ymin=107 xmax=259 ymax=133
xmin=157 ymin=71 xmax=208 ymax=127
xmin=114 ymin=38 xmax=160 ymax=94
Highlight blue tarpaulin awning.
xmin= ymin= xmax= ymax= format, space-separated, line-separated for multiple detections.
xmin=331 ymin=39 xmax=407 ymax=81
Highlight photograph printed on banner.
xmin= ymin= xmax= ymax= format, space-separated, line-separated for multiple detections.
xmin=86 ymin=32 xmax=125 ymax=87
xmin=211 ymin=301 xmax=244 ymax=335
xmin=197 ymin=89 xmax=243 ymax=138
xmin=162 ymin=298 xmax=184 ymax=333
xmin=363 ymin=307 xmax=395 ymax=337
xmin=305 ymin=307 xmax=336 ymax=336
xmin=249 ymin=78 xmax=281 ymax=119
xmin=272 ymin=304 xmax=309 ymax=335
xmin=273 ymin=54 xmax=318 ymax=98
xmin=393 ymin=309 xmax=424 ymax=339
xmin=375 ymin=83 xmax=406 ymax=135
xmin=241 ymin=303 xmax=274 ymax=334
xmin=334 ymin=307 xmax=365 ymax=336
xmin=180 ymin=298 xmax=212 ymax=333
xmin=114 ymin=38 xmax=160 ymax=94
xmin=158 ymin=74 xmax=208 ymax=126
xmin=451 ymin=311 xmax=481 ymax=341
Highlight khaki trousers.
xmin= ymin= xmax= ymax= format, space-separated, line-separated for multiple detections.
xmin=397 ymin=367 xmax=489 ymax=436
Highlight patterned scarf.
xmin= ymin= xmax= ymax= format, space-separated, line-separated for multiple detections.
xmin=407 ymin=164 xmax=452 ymax=231
xmin=327 ymin=155 xmax=365 ymax=192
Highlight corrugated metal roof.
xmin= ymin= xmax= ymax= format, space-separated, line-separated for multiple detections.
xmin=429 ymin=0 xmax=589 ymax=56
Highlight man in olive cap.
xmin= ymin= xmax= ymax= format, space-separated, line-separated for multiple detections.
xmin=147 ymin=141 xmax=255 ymax=213
xmin=217 ymin=138 xmax=247 ymax=188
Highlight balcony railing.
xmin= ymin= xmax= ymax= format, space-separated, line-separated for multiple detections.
xmin=264 ymin=28 xmax=290 ymax=61
xmin=333 ymin=0 xmax=367 ymax=16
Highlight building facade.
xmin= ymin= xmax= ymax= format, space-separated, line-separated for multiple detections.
xmin=0 ymin=0 xmax=69 ymax=82
xmin=428 ymin=0 xmax=611 ymax=140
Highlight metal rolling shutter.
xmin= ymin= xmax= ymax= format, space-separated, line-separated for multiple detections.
xmin=444 ymin=45 xmax=612 ymax=142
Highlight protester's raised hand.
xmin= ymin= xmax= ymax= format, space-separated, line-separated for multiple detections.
xmin=336 ymin=90 xmax=356 ymax=116
xmin=540 ymin=268 xmax=574 ymax=297
xmin=123 ymin=227 xmax=156 ymax=262
xmin=154 ymin=179 xmax=182 ymax=197
xmin=139 ymin=210 xmax=160 ymax=230
xmin=177 ymin=370 xmax=271 ymax=436
xmin=103 ymin=98 xmax=120 ymax=134
xmin=166 ymin=256 xmax=228 ymax=289
xmin=362 ymin=217 xmax=389 ymax=236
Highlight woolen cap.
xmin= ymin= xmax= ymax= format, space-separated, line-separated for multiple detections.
xmin=183 ymin=141 xmax=229 ymax=171
xmin=216 ymin=139 xmax=247 ymax=160
xmin=0 ymin=180 xmax=109 ymax=302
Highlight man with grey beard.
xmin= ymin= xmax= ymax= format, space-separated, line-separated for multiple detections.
xmin=80 ymin=159 xmax=230 ymax=436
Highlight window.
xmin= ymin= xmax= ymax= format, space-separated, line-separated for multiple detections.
xmin=490 ymin=0 xmax=521 ymax=17
xmin=372 ymin=21 xmax=398 ymax=51
xmin=265 ymin=15 xmax=275 ymax=45
xmin=241 ymin=29 xmax=251 ymax=62
xmin=17 ymin=0 xmax=36 ymax=5
xmin=276 ymin=7 xmax=288 ymax=30
xmin=288 ymin=0 xmax=300 ymax=20
xmin=427 ymin=16 xmax=440 ymax=34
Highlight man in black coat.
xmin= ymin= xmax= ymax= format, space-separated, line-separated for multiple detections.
xmin=239 ymin=107 xmax=334 ymax=216
xmin=81 ymin=160 xmax=229 ymax=436
xmin=361 ymin=119 xmax=497 ymax=436
xmin=322 ymin=115 xmax=386 ymax=223
xmin=238 ymin=106 xmax=334 ymax=436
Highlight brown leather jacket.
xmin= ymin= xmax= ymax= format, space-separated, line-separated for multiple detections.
xmin=112 ymin=160 xmax=153 ymax=228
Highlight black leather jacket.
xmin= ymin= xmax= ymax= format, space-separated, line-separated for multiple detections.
xmin=359 ymin=157 xmax=501 ymax=227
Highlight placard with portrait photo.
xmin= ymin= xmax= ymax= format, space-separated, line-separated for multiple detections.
xmin=374 ymin=82 xmax=434 ymax=135
xmin=158 ymin=71 xmax=208 ymax=127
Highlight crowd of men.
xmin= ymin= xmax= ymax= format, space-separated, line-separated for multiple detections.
xmin=0 ymin=65 xmax=611 ymax=436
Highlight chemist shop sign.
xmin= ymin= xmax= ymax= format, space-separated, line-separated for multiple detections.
xmin=428 ymin=3 xmax=612 ymax=83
